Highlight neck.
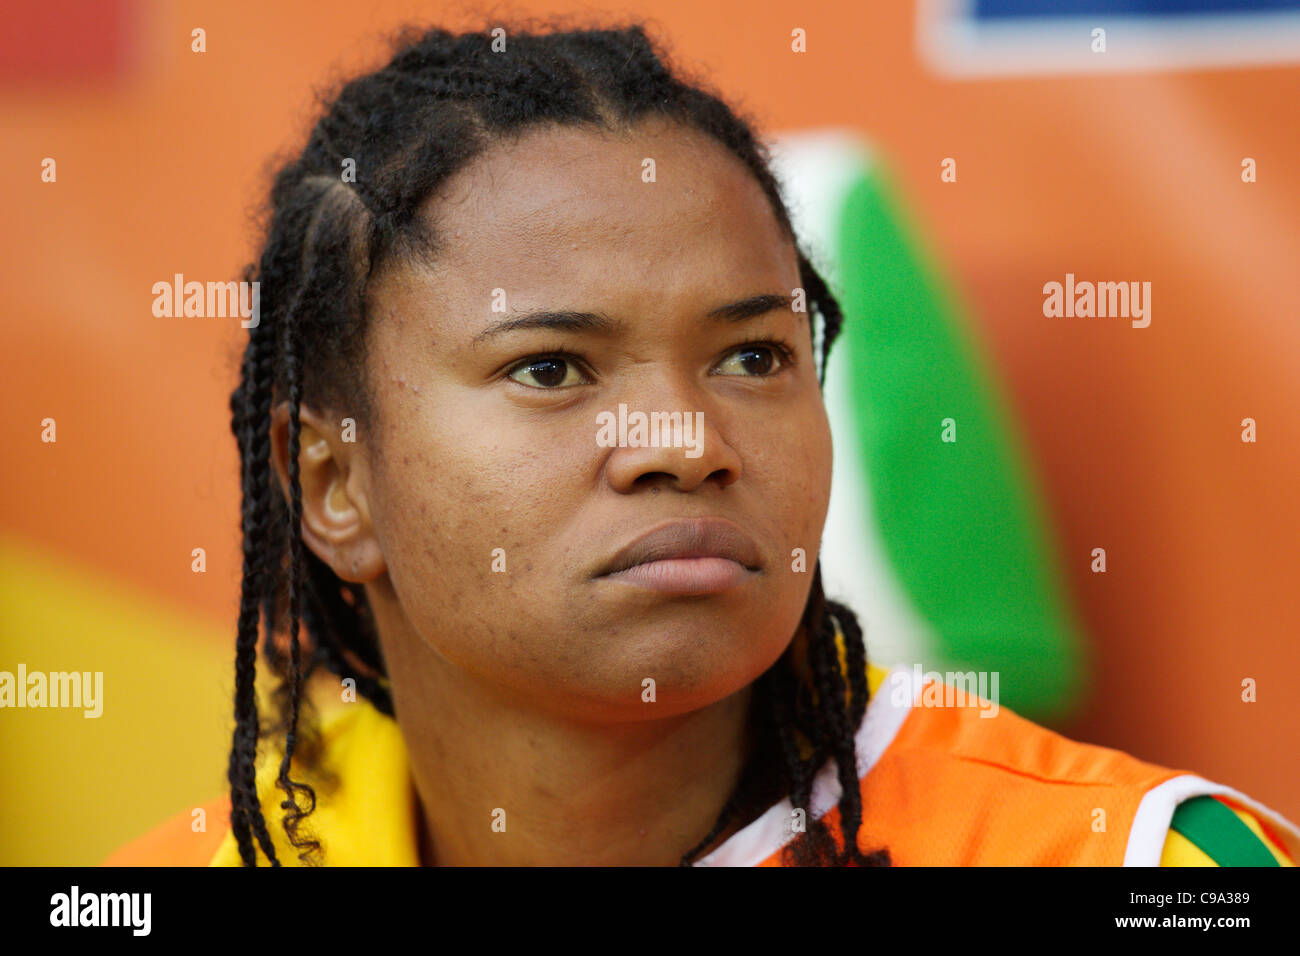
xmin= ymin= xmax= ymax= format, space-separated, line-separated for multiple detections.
xmin=374 ymin=610 xmax=755 ymax=866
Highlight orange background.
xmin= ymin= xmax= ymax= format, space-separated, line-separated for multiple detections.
xmin=1 ymin=0 xmax=1297 ymax=863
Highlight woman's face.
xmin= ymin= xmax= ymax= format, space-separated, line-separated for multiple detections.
xmin=353 ymin=116 xmax=832 ymax=721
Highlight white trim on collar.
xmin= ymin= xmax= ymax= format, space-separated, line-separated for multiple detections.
xmin=693 ymin=663 xmax=919 ymax=867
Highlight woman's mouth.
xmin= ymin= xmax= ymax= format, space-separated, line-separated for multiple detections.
xmin=602 ymin=556 xmax=753 ymax=594
xmin=593 ymin=517 xmax=761 ymax=595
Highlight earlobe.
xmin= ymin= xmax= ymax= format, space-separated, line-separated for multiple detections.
xmin=334 ymin=534 xmax=387 ymax=583
xmin=270 ymin=402 xmax=387 ymax=583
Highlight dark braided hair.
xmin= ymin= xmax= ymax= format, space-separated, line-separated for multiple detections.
xmin=228 ymin=18 xmax=890 ymax=868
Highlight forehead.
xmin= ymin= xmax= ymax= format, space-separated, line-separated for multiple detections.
xmin=376 ymin=118 xmax=796 ymax=326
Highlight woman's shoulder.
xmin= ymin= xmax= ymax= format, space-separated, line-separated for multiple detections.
xmin=841 ymin=661 xmax=1300 ymax=865
xmin=865 ymin=661 xmax=1173 ymax=790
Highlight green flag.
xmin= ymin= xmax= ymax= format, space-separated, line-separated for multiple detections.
xmin=771 ymin=131 xmax=1087 ymax=723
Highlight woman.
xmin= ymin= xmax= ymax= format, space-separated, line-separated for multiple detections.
xmin=108 ymin=20 xmax=1297 ymax=867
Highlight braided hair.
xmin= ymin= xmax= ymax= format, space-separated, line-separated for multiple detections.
xmin=228 ymin=18 xmax=890 ymax=868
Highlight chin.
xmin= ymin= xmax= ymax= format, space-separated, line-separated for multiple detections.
xmin=579 ymin=620 xmax=790 ymax=714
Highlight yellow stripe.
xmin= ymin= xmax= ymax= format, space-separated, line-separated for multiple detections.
xmin=1160 ymin=828 xmax=1219 ymax=866
xmin=867 ymin=660 xmax=888 ymax=697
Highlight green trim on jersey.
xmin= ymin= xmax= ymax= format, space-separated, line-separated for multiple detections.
xmin=1170 ymin=796 xmax=1280 ymax=867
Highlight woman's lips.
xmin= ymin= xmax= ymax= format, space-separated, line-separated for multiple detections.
xmin=601 ymin=556 xmax=753 ymax=595
xmin=594 ymin=517 xmax=761 ymax=595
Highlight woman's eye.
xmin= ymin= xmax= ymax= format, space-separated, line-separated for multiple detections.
xmin=713 ymin=343 xmax=786 ymax=377
xmin=506 ymin=356 xmax=587 ymax=389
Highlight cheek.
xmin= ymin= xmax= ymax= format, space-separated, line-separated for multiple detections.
xmin=745 ymin=398 xmax=834 ymax=547
xmin=364 ymin=398 xmax=589 ymax=670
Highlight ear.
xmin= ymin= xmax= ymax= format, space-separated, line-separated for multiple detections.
xmin=269 ymin=402 xmax=386 ymax=583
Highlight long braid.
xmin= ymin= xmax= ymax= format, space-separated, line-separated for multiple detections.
xmin=272 ymin=282 xmax=320 ymax=865
xmin=776 ymin=251 xmax=889 ymax=866
xmin=228 ymin=173 xmax=371 ymax=865
xmin=228 ymin=343 xmax=259 ymax=867
xmin=807 ymin=572 xmax=873 ymax=864
xmin=303 ymin=555 xmax=393 ymax=715
xmin=770 ymin=659 xmax=815 ymax=815
xmin=798 ymin=248 xmax=843 ymax=389
xmin=228 ymin=308 xmax=283 ymax=866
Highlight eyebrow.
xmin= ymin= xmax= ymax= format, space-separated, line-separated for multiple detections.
xmin=471 ymin=293 xmax=795 ymax=343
